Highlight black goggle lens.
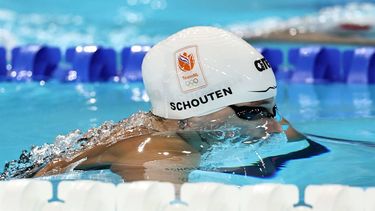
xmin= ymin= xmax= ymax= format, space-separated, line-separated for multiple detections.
xmin=229 ymin=105 xmax=277 ymax=121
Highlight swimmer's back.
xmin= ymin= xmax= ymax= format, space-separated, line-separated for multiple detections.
xmin=34 ymin=131 xmax=201 ymax=182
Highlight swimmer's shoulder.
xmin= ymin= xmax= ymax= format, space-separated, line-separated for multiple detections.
xmin=281 ymin=118 xmax=305 ymax=142
xmin=104 ymin=131 xmax=198 ymax=158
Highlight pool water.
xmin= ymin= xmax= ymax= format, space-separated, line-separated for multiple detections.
xmin=1 ymin=0 xmax=371 ymax=49
xmin=1 ymin=0 xmax=375 ymax=199
xmin=1 ymin=82 xmax=374 ymax=190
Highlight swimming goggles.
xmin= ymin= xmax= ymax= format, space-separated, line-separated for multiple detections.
xmin=229 ymin=105 xmax=277 ymax=121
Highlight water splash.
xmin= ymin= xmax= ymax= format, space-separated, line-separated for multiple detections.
xmin=198 ymin=131 xmax=288 ymax=169
xmin=0 ymin=129 xmax=83 ymax=180
xmin=228 ymin=2 xmax=375 ymax=38
xmin=1 ymin=111 xmax=291 ymax=180
xmin=0 ymin=111 xmax=160 ymax=180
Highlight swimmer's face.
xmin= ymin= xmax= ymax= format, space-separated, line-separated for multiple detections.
xmin=187 ymin=98 xmax=282 ymax=138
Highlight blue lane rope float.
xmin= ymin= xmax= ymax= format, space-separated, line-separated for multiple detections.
xmin=0 ymin=47 xmax=6 ymax=80
xmin=121 ymin=45 xmax=151 ymax=82
xmin=0 ymin=45 xmax=374 ymax=84
xmin=343 ymin=47 xmax=375 ymax=84
xmin=256 ymin=47 xmax=294 ymax=81
xmin=256 ymin=48 xmax=283 ymax=74
xmin=10 ymin=45 xmax=61 ymax=81
xmin=288 ymin=46 xmax=341 ymax=83
xmin=63 ymin=46 xmax=117 ymax=82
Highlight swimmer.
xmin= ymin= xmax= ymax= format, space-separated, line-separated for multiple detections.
xmin=6 ymin=26 xmax=327 ymax=183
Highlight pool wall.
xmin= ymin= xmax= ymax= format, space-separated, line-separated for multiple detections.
xmin=0 ymin=180 xmax=374 ymax=211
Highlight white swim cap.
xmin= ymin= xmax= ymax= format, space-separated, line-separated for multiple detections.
xmin=142 ymin=26 xmax=277 ymax=119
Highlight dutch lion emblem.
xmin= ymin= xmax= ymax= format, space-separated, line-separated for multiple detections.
xmin=178 ymin=52 xmax=195 ymax=71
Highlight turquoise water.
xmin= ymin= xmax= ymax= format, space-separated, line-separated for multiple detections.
xmin=1 ymin=82 xmax=374 ymax=189
xmin=0 ymin=0 xmax=375 ymax=192
xmin=0 ymin=0 xmax=370 ymax=48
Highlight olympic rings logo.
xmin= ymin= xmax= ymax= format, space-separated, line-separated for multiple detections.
xmin=185 ymin=78 xmax=199 ymax=87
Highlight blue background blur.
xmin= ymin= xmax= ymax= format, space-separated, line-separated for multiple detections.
xmin=1 ymin=0 xmax=374 ymax=48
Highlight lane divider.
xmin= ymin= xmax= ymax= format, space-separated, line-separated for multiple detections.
xmin=0 ymin=45 xmax=374 ymax=83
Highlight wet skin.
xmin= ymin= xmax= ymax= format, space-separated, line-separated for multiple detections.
xmin=34 ymin=98 xmax=304 ymax=184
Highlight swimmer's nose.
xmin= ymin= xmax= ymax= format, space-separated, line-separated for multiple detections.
xmin=265 ymin=118 xmax=282 ymax=133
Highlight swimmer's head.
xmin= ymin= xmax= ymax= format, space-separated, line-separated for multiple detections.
xmin=142 ymin=26 xmax=276 ymax=119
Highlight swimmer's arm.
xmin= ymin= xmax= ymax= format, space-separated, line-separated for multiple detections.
xmin=33 ymin=141 xmax=116 ymax=177
xmin=281 ymin=118 xmax=306 ymax=142
xmin=106 ymin=134 xmax=201 ymax=184
xmin=33 ymin=123 xmax=130 ymax=177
